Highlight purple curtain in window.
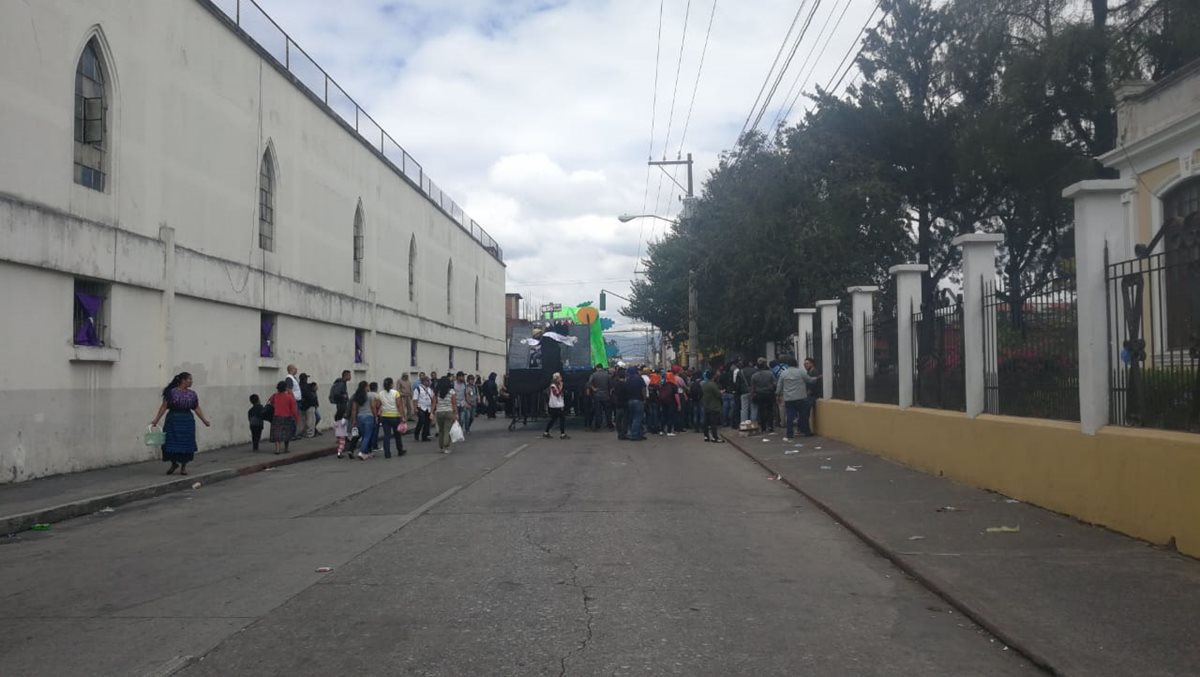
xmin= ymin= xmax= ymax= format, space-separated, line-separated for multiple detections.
xmin=260 ymin=317 xmax=274 ymax=358
xmin=74 ymin=293 xmax=102 ymax=346
xmin=355 ymin=332 xmax=364 ymax=363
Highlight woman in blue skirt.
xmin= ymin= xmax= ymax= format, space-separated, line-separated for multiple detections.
xmin=151 ymin=372 xmax=211 ymax=475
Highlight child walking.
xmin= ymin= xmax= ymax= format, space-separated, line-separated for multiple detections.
xmin=334 ymin=416 xmax=350 ymax=458
xmin=247 ymin=394 xmax=265 ymax=451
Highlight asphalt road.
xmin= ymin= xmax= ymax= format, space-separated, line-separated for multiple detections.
xmin=0 ymin=420 xmax=1034 ymax=676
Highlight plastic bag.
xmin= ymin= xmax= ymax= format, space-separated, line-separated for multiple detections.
xmin=397 ymin=420 xmax=408 ymax=435
xmin=449 ymin=420 xmax=465 ymax=444
xmin=144 ymin=425 xmax=166 ymax=447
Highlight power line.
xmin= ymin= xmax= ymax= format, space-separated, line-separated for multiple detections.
xmin=634 ymin=0 xmax=667 ymax=276
xmin=749 ymin=0 xmax=825 ymax=134
xmin=822 ymin=2 xmax=882 ymax=96
xmin=772 ymin=0 xmax=855 ymax=129
xmin=654 ymin=0 xmax=695 ymax=216
xmin=738 ymin=1 xmax=809 ymax=141
xmin=661 ymin=0 xmax=719 ymax=221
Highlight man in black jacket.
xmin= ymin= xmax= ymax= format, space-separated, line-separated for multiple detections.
xmin=328 ymin=370 xmax=352 ymax=420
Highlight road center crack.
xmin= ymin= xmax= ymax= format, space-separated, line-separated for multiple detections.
xmin=523 ymin=529 xmax=596 ymax=677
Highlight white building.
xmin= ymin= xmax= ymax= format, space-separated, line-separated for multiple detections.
xmin=0 ymin=0 xmax=507 ymax=482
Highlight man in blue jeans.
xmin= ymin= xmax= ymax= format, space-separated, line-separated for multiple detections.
xmin=777 ymin=357 xmax=820 ymax=440
xmin=624 ymin=367 xmax=647 ymax=440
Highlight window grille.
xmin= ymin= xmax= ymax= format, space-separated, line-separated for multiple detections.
xmin=259 ymin=150 xmax=275 ymax=251
xmin=73 ymin=40 xmax=106 ymax=191
xmin=73 ymin=279 xmax=108 ymax=346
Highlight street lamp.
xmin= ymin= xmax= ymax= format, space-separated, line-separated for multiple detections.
xmin=618 ymin=213 xmax=677 ymax=224
xmin=615 ymin=213 xmax=699 ymax=369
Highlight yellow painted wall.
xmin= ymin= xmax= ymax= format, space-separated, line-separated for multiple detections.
xmin=1133 ymin=159 xmax=1181 ymax=243
xmin=815 ymin=401 xmax=1200 ymax=558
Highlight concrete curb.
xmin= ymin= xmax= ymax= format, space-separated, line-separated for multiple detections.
xmin=1 ymin=445 xmax=335 ymax=536
xmin=721 ymin=432 xmax=1060 ymax=676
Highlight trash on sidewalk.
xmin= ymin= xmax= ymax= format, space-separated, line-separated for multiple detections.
xmin=1004 ymin=498 xmax=1020 ymax=504
xmin=315 ymin=566 xmax=333 ymax=573
xmin=819 ymin=465 xmax=833 ymax=470
xmin=985 ymin=526 xmax=1021 ymax=533
xmin=936 ymin=506 xmax=964 ymax=513
xmin=845 ymin=465 xmax=862 ymax=472
xmin=814 ymin=446 xmax=822 ymax=450
xmin=98 ymin=507 xmax=115 ymax=514
xmin=762 ymin=438 xmax=770 ymax=442
xmin=191 ymin=482 xmax=202 ymax=490
xmin=908 ymin=535 xmax=926 ymax=541
xmin=766 ymin=473 xmax=782 ymax=481
xmin=784 ymin=449 xmax=800 ymax=455
xmin=31 ymin=523 xmax=51 ymax=531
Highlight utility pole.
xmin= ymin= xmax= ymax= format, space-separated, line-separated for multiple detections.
xmin=647 ymin=153 xmax=698 ymax=367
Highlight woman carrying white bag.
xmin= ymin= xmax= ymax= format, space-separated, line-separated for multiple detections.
xmin=431 ymin=376 xmax=461 ymax=454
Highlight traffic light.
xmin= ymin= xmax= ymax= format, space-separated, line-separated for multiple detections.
xmin=599 ymin=292 xmax=606 ymax=311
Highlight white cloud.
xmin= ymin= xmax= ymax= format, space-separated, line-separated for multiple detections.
xmin=255 ymin=0 xmax=879 ymax=328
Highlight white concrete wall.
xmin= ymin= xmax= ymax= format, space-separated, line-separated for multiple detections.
xmin=0 ymin=0 xmax=506 ymax=482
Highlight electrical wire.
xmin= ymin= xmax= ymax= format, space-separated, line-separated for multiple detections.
xmin=738 ymin=1 xmax=809 ymax=141
xmin=634 ymin=0 xmax=667 ymax=276
xmin=749 ymin=0 xmax=824 ymax=133
xmin=822 ymin=2 xmax=882 ymax=96
xmin=660 ymin=0 xmax=719 ymax=221
xmin=653 ymin=0 xmax=695 ymax=216
xmin=772 ymin=0 xmax=855 ymax=129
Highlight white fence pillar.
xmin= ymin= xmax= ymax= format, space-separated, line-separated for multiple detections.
xmin=794 ymin=308 xmax=816 ymax=361
xmin=889 ymin=264 xmax=928 ymax=409
xmin=1064 ymin=179 xmax=1136 ymax=434
xmin=817 ymin=299 xmax=839 ymax=399
xmin=954 ymin=233 xmax=1003 ymax=418
xmin=849 ymin=286 xmax=879 ymax=404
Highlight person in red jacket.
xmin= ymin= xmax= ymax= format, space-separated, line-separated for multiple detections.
xmin=267 ymin=380 xmax=300 ymax=455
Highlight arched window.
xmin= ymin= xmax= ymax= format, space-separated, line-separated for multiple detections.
xmin=446 ymin=259 xmax=454 ymax=316
xmin=74 ymin=38 xmax=108 ymax=191
xmin=408 ymin=235 xmax=417 ymax=302
xmin=352 ymin=202 xmax=364 ymax=283
xmin=474 ymin=276 xmax=480 ymax=325
xmin=259 ymin=147 xmax=275 ymax=251
xmin=1162 ymin=177 xmax=1200 ymax=350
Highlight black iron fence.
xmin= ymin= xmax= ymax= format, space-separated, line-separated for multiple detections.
xmin=982 ymin=277 xmax=1080 ymax=421
xmin=831 ymin=318 xmax=854 ymax=401
xmin=864 ymin=312 xmax=899 ymax=405
xmin=806 ymin=332 xmax=823 ymax=381
xmin=912 ymin=299 xmax=965 ymax=411
xmin=1106 ymin=245 xmax=1199 ymax=433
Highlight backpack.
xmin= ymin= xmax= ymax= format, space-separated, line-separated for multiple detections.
xmin=690 ymin=381 xmax=703 ymax=401
xmin=754 ymin=373 xmax=775 ymax=397
xmin=261 ymin=402 xmax=275 ymax=421
xmin=658 ymin=380 xmax=675 ymax=404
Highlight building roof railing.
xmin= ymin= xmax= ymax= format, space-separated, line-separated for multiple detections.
xmin=202 ymin=0 xmax=503 ymax=263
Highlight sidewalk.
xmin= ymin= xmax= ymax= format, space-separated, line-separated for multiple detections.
xmin=723 ymin=430 xmax=1200 ymax=677
xmin=0 ymin=435 xmax=335 ymax=535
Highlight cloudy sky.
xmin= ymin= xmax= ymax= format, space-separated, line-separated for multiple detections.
xmin=252 ymin=0 xmax=876 ymax=327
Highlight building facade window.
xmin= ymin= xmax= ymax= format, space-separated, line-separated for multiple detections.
xmin=353 ymin=202 xmax=364 ymax=283
xmin=408 ymin=235 xmax=417 ymax=302
xmin=74 ymin=39 xmax=108 ymax=191
xmin=449 ymin=346 xmax=455 ymax=370
xmin=259 ymin=148 xmax=276 ymax=251
xmin=410 ymin=339 xmax=418 ymax=367
xmin=73 ymin=279 xmax=108 ymax=346
xmin=260 ymin=313 xmax=276 ymax=358
xmin=446 ymin=259 xmax=453 ymax=315
xmin=354 ymin=329 xmax=365 ymax=364
xmin=1162 ymin=177 xmax=1200 ymax=350
xmin=475 ymin=350 xmax=480 ymax=372
xmin=474 ymin=276 xmax=480 ymax=326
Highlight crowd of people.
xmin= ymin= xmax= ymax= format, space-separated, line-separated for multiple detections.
xmin=149 ymin=356 xmax=820 ymax=473
xmin=555 ymin=356 xmax=822 ymax=442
